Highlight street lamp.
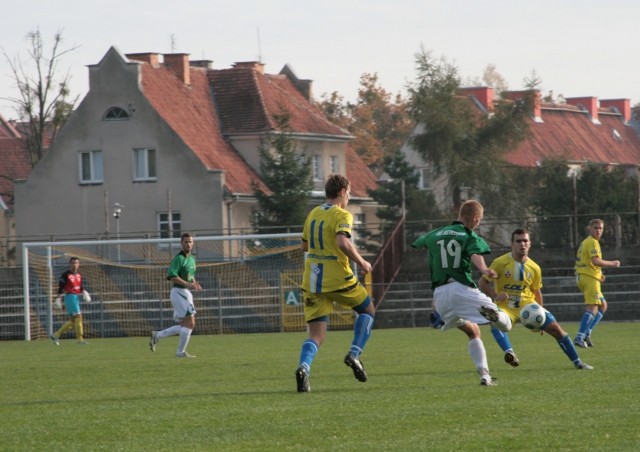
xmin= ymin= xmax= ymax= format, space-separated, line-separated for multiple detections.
xmin=567 ymin=166 xmax=580 ymax=247
xmin=112 ymin=203 xmax=124 ymax=261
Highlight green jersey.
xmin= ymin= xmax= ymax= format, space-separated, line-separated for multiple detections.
xmin=412 ymin=221 xmax=491 ymax=290
xmin=167 ymin=251 xmax=196 ymax=288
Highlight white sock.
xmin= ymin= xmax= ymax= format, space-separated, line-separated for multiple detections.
xmin=157 ymin=325 xmax=181 ymax=339
xmin=468 ymin=338 xmax=489 ymax=372
xmin=177 ymin=327 xmax=193 ymax=354
xmin=494 ymin=312 xmax=512 ymax=332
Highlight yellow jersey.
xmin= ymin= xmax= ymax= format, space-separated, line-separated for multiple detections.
xmin=484 ymin=252 xmax=542 ymax=310
xmin=575 ymin=236 xmax=602 ymax=280
xmin=302 ymin=203 xmax=356 ymax=293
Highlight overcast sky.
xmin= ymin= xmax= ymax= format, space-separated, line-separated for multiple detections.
xmin=1 ymin=0 xmax=639 ymax=119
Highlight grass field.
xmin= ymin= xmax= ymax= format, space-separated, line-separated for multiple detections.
xmin=1 ymin=322 xmax=639 ymax=451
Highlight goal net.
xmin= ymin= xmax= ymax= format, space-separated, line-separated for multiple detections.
xmin=20 ymin=233 xmax=355 ymax=341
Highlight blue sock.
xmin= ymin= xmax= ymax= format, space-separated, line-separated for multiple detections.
xmin=558 ymin=334 xmax=580 ymax=364
xmin=576 ymin=312 xmax=594 ymax=340
xmin=587 ymin=311 xmax=604 ymax=337
xmin=350 ymin=313 xmax=374 ymax=357
xmin=490 ymin=327 xmax=512 ymax=352
xmin=299 ymin=339 xmax=318 ymax=372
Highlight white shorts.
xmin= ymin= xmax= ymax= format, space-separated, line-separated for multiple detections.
xmin=433 ymin=281 xmax=495 ymax=331
xmin=170 ymin=287 xmax=197 ymax=323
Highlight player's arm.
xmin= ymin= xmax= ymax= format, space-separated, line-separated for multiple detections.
xmin=591 ymin=256 xmax=620 ymax=268
xmin=533 ymin=288 xmax=543 ymax=306
xmin=336 ymin=233 xmax=371 ymax=274
xmin=471 ymin=254 xmax=497 ymax=279
xmin=301 ymin=239 xmax=308 ymax=252
xmin=478 ymin=275 xmax=497 ymax=300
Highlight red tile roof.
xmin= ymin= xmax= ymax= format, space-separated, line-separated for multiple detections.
xmin=0 ymin=114 xmax=31 ymax=208
xmin=506 ymin=103 xmax=640 ymax=167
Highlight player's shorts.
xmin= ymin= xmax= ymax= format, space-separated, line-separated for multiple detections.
xmin=302 ymin=282 xmax=369 ymax=322
xmin=64 ymin=294 xmax=81 ymax=316
xmin=576 ymin=274 xmax=605 ymax=306
xmin=433 ymin=280 xmax=496 ymax=331
xmin=498 ymin=302 xmax=556 ymax=330
xmin=170 ymin=287 xmax=197 ymax=322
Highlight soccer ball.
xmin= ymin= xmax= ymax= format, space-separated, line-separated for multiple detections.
xmin=520 ymin=303 xmax=546 ymax=330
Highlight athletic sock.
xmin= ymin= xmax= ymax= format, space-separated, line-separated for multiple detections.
xmin=558 ymin=334 xmax=580 ymax=363
xmin=299 ymin=339 xmax=319 ymax=372
xmin=468 ymin=337 xmax=489 ymax=372
xmin=176 ymin=327 xmax=192 ymax=354
xmin=74 ymin=317 xmax=84 ymax=341
xmin=157 ymin=325 xmax=182 ymax=339
xmin=576 ymin=312 xmax=594 ymax=340
xmin=55 ymin=320 xmax=74 ymax=337
xmin=587 ymin=310 xmax=604 ymax=336
xmin=350 ymin=313 xmax=374 ymax=357
xmin=490 ymin=327 xmax=512 ymax=352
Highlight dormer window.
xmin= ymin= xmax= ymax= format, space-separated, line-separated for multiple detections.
xmin=103 ymin=107 xmax=130 ymax=120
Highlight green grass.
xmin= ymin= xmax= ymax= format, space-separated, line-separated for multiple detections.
xmin=1 ymin=323 xmax=639 ymax=451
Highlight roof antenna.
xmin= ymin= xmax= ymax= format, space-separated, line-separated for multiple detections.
xmin=170 ymin=33 xmax=176 ymax=52
xmin=256 ymin=27 xmax=262 ymax=63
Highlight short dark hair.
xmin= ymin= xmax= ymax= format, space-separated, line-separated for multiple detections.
xmin=181 ymin=232 xmax=193 ymax=241
xmin=69 ymin=256 xmax=80 ymax=264
xmin=325 ymin=174 xmax=350 ymax=199
xmin=511 ymin=228 xmax=530 ymax=242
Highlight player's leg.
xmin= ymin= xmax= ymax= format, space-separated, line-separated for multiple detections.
xmin=459 ymin=321 xmax=494 ymax=385
xmin=575 ymin=276 xmax=597 ymax=346
xmin=338 ymin=286 xmax=374 ymax=382
xmin=176 ymin=314 xmax=196 ymax=357
xmin=74 ymin=315 xmax=87 ymax=344
xmin=490 ymin=307 xmax=519 ymax=367
xmin=585 ymin=298 xmax=606 ymax=346
xmin=296 ymin=292 xmax=330 ymax=392
xmin=543 ymin=310 xmax=592 ymax=369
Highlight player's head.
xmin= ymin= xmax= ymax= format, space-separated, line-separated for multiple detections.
xmin=325 ymin=174 xmax=351 ymax=206
xmin=69 ymin=256 xmax=80 ymax=272
xmin=589 ymin=219 xmax=604 ymax=239
xmin=511 ymin=228 xmax=531 ymax=260
xmin=181 ymin=233 xmax=195 ymax=253
xmin=458 ymin=200 xmax=484 ymax=229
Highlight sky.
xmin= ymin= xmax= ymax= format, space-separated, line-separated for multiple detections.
xmin=1 ymin=0 xmax=640 ymax=120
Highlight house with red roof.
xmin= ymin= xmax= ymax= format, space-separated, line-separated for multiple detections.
xmin=403 ymin=87 xmax=640 ymax=215
xmin=14 ymin=47 xmax=379 ymax=243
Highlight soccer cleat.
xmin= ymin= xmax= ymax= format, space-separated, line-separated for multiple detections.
xmin=344 ymin=353 xmax=368 ymax=382
xmin=574 ymin=339 xmax=588 ymax=348
xmin=78 ymin=340 xmax=89 ymax=345
xmin=176 ymin=352 xmax=196 ymax=358
xmin=149 ymin=331 xmax=159 ymax=352
xmin=575 ymin=361 xmax=593 ymax=370
xmin=295 ymin=366 xmax=310 ymax=393
xmin=479 ymin=305 xmax=500 ymax=323
xmin=480 ymin=376 xmax=497 ymax=386
xmin=584 ymin=336 xmax=594 ymax=347
xmin=49 ymin=335 xmax=59 ymax=346
xmin=504 ymin=350 xmax=520 ymax=367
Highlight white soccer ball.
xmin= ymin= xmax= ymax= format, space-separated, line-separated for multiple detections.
xmin=82 ymin=290 xmax=91 ymax=302
xmin=520 ymin=303 xmax=546 ymax=330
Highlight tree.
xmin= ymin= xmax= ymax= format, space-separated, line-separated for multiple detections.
xmin=251 ymin=111 xmax=313 ymax=233
xmin=319 ymin=73 xmax=413 ymax=176
xmin=1 ymin=28 xmax=79 ymax=167
xmin=407 ymin=47 xmax=534 ymax=214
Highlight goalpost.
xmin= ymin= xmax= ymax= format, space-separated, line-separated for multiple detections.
xmin=21 ymin=233 xmax=355 ymax=341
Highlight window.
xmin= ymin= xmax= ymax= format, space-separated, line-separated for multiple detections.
xmin=103 ymin=107 xmax=130 ymax=120
xmin=158 ymin=212 xmax=181 ymax=238
xmin=79 ymin=150 xmax=104 ymax=184
xmin=330 ymin=155 xmax=339 ymax=174
xmin=312 ymin=155 xmax=322 ymax=181
xmin=354 ymin=213 xmax=366 ymax=248
xmin=134 ymin=148 xmax=157 ymax=181
xmin=417 ymin=168 xmax=430 ymax=190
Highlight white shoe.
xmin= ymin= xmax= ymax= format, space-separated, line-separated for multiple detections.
xmin=78 ymin=340 xmax=89 ymax=345
xmin=479 ymin=305 xmax=500 ymax=322
xmin=49 ymin=335 xmax=59 ymax=346
xmin=176 ymin=352 xmax=196 ymax=358
xmin=149 ymin=331 xmax=159 ymax=352
xmin=575 ymin=361 xmax=593 ymax=370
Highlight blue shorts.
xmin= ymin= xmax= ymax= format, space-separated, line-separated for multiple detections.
xmin=64 ymin=294 xmax=81 ymax=316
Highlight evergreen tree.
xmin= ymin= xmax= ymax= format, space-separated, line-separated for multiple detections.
xmin=251 ymin=112 xmax=313 ymax=233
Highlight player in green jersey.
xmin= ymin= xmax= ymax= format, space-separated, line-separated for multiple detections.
xmin=412 ymin=200 xmax=511 ymax=386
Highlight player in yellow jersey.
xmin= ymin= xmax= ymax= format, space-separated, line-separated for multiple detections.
xmin=479 ymin=228 xmax=592 ymax=370
xmin=295 ymin=174 xmax=374 ymax=392
xmin=574 ymin=219 xmax=620 ymax=348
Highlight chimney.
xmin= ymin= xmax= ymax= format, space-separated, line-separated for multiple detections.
xmin=163 ymin=53 xmax=190 ymax=85
xmin=279 ymin=64 xmax=313 ymax=101
xmin=565 ymin=96 xmax=599 ymax=124
xmin=190 ymin=60 xmax=213 ymax=69
xmin=460 ymin=87 xmax=494 ymax=112
xmin=504 ymin=90 xmax=542 ymax=123
xmin=126 ymin=52 xmax=160 ymax=67
xmin=232 ymin=61 xmax=265 ymax=74
xmin=600 ymin=98 xmax=631 ymax=124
